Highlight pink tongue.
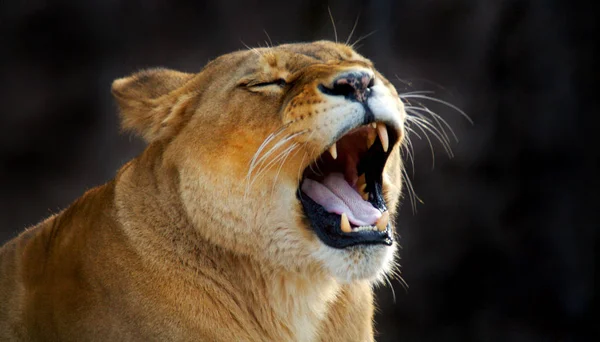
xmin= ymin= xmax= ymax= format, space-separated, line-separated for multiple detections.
xmin=301 ymin=173 xmax=381 ymax=226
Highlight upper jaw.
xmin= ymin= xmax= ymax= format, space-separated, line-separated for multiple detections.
xmin=321 ymin=80 xmax=404 ymax=157
xmin=313 ymin=98 xmax=404 ymax=173
xmin=288 ymin=78 xmax=404 ymax=248
xmin=326 ymin=119 xmax=401 ymax=159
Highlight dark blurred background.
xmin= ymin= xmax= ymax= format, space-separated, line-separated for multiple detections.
xmin=1 ymin=0 xmax=597 ymax=341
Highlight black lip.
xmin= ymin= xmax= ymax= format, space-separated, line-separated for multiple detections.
xmin=298 ymin=124 xmax=398 ymax=249
xmin=298 ymin=184 xmax=393 ymax=249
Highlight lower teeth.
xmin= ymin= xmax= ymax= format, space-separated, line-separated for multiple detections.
xmin=353 ymin=226 xmax=379 ymax=232
xmin=340 ymin=210 xmax=389 ymax=233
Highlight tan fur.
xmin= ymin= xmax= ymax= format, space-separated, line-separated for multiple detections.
xmin=0 ymin=41 xmax=406 ymax=341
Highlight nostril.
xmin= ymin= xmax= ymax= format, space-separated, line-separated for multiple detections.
xmin=367 ymin=77 xmax=375 ymax=89
xmin=330 ymin=82 xmax=357 ymax=97
xmin=319 ymin=71 xmax=374 ymax=103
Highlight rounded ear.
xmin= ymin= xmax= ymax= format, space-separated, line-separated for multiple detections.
xmin=112 ymin=68 xmax=195 ymax=142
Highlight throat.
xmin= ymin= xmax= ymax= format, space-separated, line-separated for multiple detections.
xmin=266 ymin=271 xmax=341 ymax=342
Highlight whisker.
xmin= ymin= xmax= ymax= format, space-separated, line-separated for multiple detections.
xmin=307 ymin=144 xmax=324 ymax=177
xmin=247 ymin=124 xmax=292 ymax=181
xmin=394 ymin=75 xmax=413 ymax=88
xmin=395 ymin=85 xmax=469 ymax=217
xmin=390 ymin=266 xmax=409 ymax=293
xmin=399 ymin=90 xmax=436 ymax=96
xmin=397 ymin=274 xmax=409 ymax=293
xmin=402 ymin=123 xmax=423 ymax=176
xmin=297 ymin=150 xmax=308 ymax=183
xmin=382 ymin=273 xmax=397 ymax=304
xmin=240 ymin=40 xmax=263 ymax=58
xmin=302 ymin=130 xmax=325 ymax=177
xmin=345 ymin=14 xmax=361 ymax=45
xmin=394 ymin=76 xmax=449 ymax=92
xmin=296 ymin=150 xmax=309 ymax=201
xmin=350 ymin=30 xmax=376 ymax=49
xmin=406 ymin=116 xmax=437 ymax=169
xmin=270 ymin=143 xmax=301 ymax=195
xmin=408 ymin=109 xmax=453 ymax=157
xmin=246 ymin=128 xmax=308 ymax=196
xmin=401 ymin=140 xmax=415 ymax=176
xmin=250 ymin=128 xmax=305 ymax=176
xmin=410 ymin=112 xmax=454 ymax=156
xmin=327 ymin=7 xmax=338 ymax=43
xmin=400 ymin=94 xmax=473 ymax=124
xmin=406 ymin=112 xmax=454 ymax=158
xmin=405 ymin=104 xmax=458 ymax=143
xmin=313 ymin=152 xmax=327 ymax=176
xmin=404 ymin=124 xmax=423 ymax=140
xmin=263 ymin=30 xmax=273 ymax=48
xmin=401 ymin=166 xmax=419 ymax=213
xmin=384 ymin=250 xmax=409 ymax=294
xmin=251 ymin=142 xmax=299 ymax=190
xmin=405 ymin=106 xmax=458 ymax=149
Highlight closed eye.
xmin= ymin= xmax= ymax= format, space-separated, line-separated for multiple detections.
xmin=249 ymin=79 xmax=287 ymax=88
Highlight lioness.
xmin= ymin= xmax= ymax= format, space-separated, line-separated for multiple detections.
xmin=0 ymin=41 xmax=406 ymax=341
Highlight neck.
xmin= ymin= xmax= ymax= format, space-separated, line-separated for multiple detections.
xmin=114 ymin=143 xmax=342 ymax=341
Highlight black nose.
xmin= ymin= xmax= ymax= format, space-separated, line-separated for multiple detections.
xmin=319 ymin=71 xmax=374 ymax=103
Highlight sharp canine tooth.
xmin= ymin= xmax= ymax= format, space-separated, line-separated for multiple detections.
xmin=356 ymin=174 xmax=366 ymax=188
xmin=361 ymin=192 xmax=369 ymax=201
xmin=329 ymin=143 xmax=338 ymax=160
xmin=356 ymin=174 xmax=368 ymax=197
xmin=377 ymin=123 xmax=389 ymax=152
xmin=371 ymin=122 xmax=377 ymax=128
xmin=341 ymin=213 xmax=352 ymax=233
xmin=376 ymin=211 xmax=389 ymax=231
xmin=366 ymin=129 xmax=376 ymax=149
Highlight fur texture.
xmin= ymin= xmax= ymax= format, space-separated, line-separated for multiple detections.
xmin=0 ymin=41 xmax=406 ymax=341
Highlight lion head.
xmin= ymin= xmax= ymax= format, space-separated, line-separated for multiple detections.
xmin=112 ymin=41 xmax=406 ymax=283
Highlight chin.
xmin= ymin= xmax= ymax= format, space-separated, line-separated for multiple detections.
xmin=313 ymin=241 xmax=397 ymax=283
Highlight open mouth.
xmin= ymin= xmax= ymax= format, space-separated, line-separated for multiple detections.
xmin=298 ymin=122 xmax=399 ymax=249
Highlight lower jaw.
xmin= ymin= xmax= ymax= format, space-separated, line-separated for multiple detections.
xmin=298 ymin=189 xmax=394 ymax=249
xmin=319 ymin=240 xmax=397 ymax=283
